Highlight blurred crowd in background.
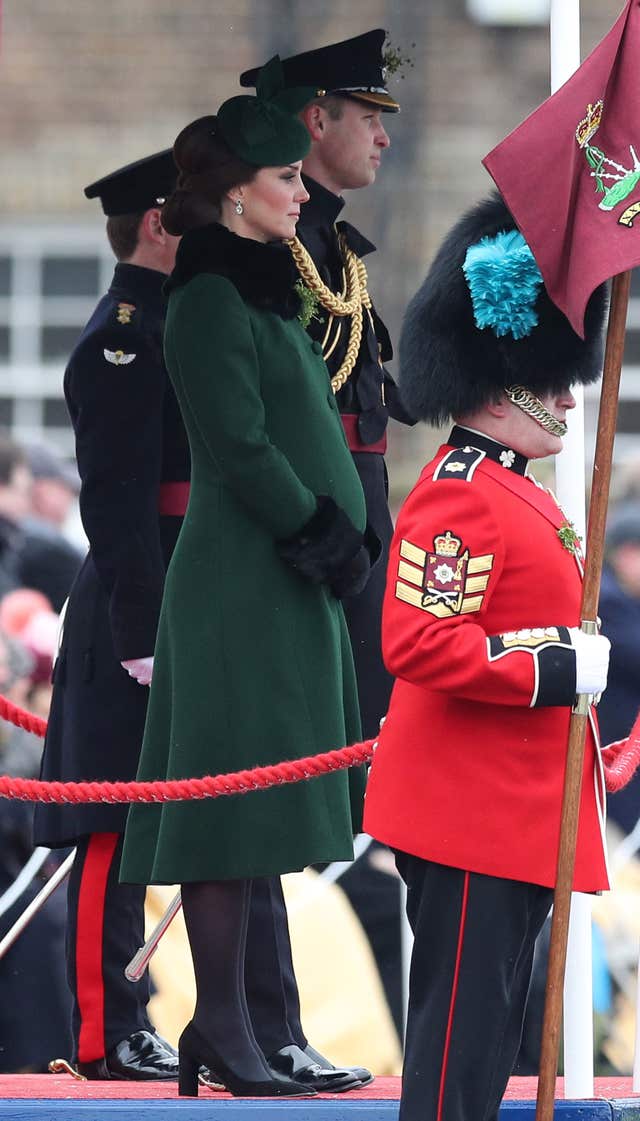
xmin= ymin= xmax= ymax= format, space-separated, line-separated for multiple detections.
xmin=0 ymin=431 xmax=82 ymax=1070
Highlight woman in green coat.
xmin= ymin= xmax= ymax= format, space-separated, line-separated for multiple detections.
xmin=120 ymin=66 xmax=373 ymax=1098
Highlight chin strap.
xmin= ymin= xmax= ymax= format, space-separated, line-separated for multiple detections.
xmin=504 ymin=385 xmax=568 ymax=437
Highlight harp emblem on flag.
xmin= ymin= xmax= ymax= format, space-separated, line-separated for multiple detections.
xmin=576 ymin=99 xmax=640 ymax=220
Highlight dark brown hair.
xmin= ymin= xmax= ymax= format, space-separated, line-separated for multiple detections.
xmin=313 ymin=94 xmax=346 ymax=121
xmin=105 ymin=211 xmax=146 ymax=261
xmin=161 ymin=116 xmax=258 ymax=236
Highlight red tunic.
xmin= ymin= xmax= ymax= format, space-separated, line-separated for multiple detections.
xmin=363 ymin=440 xmax=609 ymax=893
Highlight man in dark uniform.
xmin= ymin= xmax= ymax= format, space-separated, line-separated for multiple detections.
xmin=33 ymin=150 xmax=187 ymax=1079
xmin=240 ymin=29 xmax=413 ymax=1041
xmin=241 ymin=28 xmax=413 ymax=741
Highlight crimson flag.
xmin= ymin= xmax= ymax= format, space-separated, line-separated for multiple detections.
xmin=484 ymin=0 xmax=640 ymax=338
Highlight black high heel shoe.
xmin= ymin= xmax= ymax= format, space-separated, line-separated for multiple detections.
xmin=177 ymin=1022 xmax=315 ymax=1098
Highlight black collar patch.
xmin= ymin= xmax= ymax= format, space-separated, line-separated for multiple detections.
xmin=448 ymin=426 xmax=528 ymax=476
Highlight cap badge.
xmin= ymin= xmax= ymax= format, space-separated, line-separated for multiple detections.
xmin=104 ymin=348 xmax=136 ymax=366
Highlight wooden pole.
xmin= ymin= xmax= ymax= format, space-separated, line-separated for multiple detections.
xmin=535 ymin=269 xmax=631 ymax=1121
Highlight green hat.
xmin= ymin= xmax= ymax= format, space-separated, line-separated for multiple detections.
xmin=217 ymin=56 xmax=315 ymax=166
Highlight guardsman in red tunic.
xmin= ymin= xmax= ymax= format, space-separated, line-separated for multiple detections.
xmin=363 ymin=193 xmax=610 ymax=1121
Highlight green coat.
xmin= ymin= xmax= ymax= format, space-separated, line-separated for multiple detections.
xmin=120 ymin=260 xmax=367 ymax=884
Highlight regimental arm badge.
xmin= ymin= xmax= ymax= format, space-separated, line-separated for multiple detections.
xmin=395 ymin=531 xmax=494 ymax=618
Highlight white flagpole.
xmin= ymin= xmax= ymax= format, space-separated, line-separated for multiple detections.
xmin=550 ymin=0 xmax=595 ymax=1101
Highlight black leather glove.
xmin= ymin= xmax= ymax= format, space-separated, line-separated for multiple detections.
xmin=277 ymin=496 xmax=379 ymax=599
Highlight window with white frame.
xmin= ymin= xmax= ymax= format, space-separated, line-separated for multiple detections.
xmin=0 ymin=220 xmax=114 ymax=456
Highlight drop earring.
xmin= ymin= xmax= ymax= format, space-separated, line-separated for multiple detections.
xmin=235 ymin=199 xmax=244 ymax=215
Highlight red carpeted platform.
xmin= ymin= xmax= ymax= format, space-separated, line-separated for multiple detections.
xmin=0 ymin=1075 xmax=639 ymax=1118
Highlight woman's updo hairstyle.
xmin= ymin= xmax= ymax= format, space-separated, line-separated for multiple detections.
xmin=161 ymin=116 xmax=257 ymax=236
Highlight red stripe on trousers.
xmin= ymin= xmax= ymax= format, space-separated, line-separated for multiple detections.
xmin=76 ymin=832 xmax=119 ymax=1062
xmin=436 ymin=870 xmax=470 ymax=1121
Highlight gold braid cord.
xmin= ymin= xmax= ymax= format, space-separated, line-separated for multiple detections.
xmin=287 ymin=235 xmax=371 ymax=393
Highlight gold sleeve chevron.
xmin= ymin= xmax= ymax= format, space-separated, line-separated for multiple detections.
xmin=395 ymin=538 xmax=494 ymax=618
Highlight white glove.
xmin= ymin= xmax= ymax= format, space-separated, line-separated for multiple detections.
xmin=121 ymin=656 xmax=154 ymax=686
xmin=568 ymin=628 xmax=610 ymax=695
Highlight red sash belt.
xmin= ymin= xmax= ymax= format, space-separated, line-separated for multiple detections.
xmin=158 ymin=415 xmax=386 ymax=516
xmin=341 ymin=413 xmax=387 ymax=455
xmin=158 ymin=481 xmax=190 ymax=516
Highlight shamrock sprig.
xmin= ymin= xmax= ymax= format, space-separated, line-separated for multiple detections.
xmin=295 ymin=279 xmax=321 ymax=328
xmin=557 ymin=521 xmax=582 ymax=556
xmin=383 ymin=37 xmax=416 ymax=79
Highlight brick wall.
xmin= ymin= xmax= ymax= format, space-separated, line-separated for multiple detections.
xmin=0 ymin=0 xmax=626 ymax=491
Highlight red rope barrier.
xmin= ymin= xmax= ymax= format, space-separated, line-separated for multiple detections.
xmin=0 ymin=741 xmax=375 ymax=804
xmin=0 ymin=688 xmax=374 ymax=802
xmin=601 ymin=734 xmax=640 ymax=793
xmin=0 ymin=694 xmax=47 ymax=738
xmin=0 ymin=691 xmax=375 ymax=803
xmin=4 ymin=689 xmax=640 ymax=801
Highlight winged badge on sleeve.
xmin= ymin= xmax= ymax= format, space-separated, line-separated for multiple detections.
xmin=103 ymin=348 xmax=136 ymax=366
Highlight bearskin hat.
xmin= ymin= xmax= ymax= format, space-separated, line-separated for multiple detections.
xmin=399 ymin=192 xmax=608 ymax=425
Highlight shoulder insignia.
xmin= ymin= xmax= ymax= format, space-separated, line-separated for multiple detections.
xmin=395 ymin=532 xmax=494 ymax=618
xmin=116 ymin=301 xmax=136 ymax=325
xmin=433 ymin=446 xmax=485 ymax=482
xmin=104 ymin=348 xmax=136 ymax=365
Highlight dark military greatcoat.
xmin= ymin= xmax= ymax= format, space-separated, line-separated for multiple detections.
xmin=296 ymin=176 xmax=414 ymax=739
xmin=33 ymin=264 xmax=190 ymax=846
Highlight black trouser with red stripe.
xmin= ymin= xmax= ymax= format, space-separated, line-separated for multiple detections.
xmin=66 ymin=834 xmax=152 ymax=1063
xmin=66 ymin=835 xmax=304 ymax=1064
xmin=395 ymin=852 xmax=552 ymax=1121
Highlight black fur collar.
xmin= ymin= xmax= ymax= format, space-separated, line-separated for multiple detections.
xmin=165 ymin=222 xmax=301 ymax=319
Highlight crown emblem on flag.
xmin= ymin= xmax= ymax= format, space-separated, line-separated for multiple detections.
xmin=575 ymin=100 xmax=604 ymax=148
xmin=433 ymin=530 xmax=462 ymax=557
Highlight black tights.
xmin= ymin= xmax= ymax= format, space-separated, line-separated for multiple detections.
xmin=181 ymin=878 xmax=273 ymax=1080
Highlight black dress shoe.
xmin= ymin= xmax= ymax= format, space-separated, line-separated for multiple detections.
xmin=77 ymin=1030 xmax=179 ymax=1080
xmin=268 ymin=1044 xmax=362 ymax=1093
xmin=303 ymin=1042 xmax=374 ymax=1088
xmin=178 ymin=1021 xmax=315 ymax=1098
